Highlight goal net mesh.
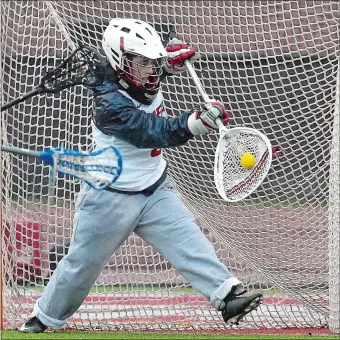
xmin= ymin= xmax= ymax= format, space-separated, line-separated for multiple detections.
xmin=1 ymin=0 xmax=339 ymax=333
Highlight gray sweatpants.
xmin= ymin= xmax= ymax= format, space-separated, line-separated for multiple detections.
xmin=33 ymin=177 xmax=242 ymax=329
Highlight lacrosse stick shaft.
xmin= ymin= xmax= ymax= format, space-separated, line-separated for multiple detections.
xmin=184 ymin=60 xmax=224 ymax=128
xmin=184 ymin=60 xmax=211 ymax=103
xmin=1 ymin=88 xmax=42 ymax=112
xmin=1 ymin=145 xmax=41 ymax=158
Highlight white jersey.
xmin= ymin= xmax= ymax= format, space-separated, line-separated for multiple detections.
xmin=91 ymin=89 xmax=167 ymax=191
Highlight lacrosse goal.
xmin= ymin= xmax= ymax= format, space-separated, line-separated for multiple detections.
xmin=1 ymin=0 xmax=339 ymax=334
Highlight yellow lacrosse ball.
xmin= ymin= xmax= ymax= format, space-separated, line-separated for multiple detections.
xmin=240 ymin=153 xmax=256 ymax=169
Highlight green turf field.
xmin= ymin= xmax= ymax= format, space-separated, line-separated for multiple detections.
xmin=1 ymin=331 xmax=338 ymax=340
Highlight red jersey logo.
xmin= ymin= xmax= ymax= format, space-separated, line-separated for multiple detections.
xmin=153 ymin=104 xmax=165 ymax=117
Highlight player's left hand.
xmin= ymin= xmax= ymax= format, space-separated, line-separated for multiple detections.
xmin=164 ymin=38 xmax=200 ymax=75
xmin=187 ymin=101 xmax=230 ymax=136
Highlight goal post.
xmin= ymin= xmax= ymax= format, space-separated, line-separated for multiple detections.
xmin=1 ymin=0 xmax=339 ymax=333
xmin=328 ymin=61 xmax=340 ymax=334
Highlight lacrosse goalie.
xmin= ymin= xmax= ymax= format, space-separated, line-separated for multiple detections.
xmin=20 ymin=18 xmax=263 ymax=333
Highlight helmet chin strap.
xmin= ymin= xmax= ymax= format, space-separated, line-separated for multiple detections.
xmin=117 ymin=77 xmax=129 ymax=90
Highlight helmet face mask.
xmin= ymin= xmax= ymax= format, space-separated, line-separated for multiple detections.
xmin=121 ymin=52 xmax=165 ymax=91
xmin=102 ymin=18 xmax=167 ymax=104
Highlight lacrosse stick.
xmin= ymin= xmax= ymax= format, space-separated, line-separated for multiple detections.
xmin=184 ymin=60 xmax=273 ymax=202
xmin=1 ymin=44 xmax=110 ymax=112
xmin=0 ymin=145 xmax=123 ymax=190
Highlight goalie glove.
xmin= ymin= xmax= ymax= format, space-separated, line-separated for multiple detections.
xmin=164 ymin=38 xmax=200 ymax=75
xmin=187 ymin=101 xmax=230 ymax=136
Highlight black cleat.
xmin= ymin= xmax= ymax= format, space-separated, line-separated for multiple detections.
xmin=222 ymin=288 xmax=263 ymax=325
xmin=19 ymin=316 xmax=47 ymax=333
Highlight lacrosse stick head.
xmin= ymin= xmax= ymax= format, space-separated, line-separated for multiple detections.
xmin=214 ymin=127 xmax=272 ymax=202
xmin=50 ymin=146 xmax=123 ymax=190
xmin=41 ymin=44 xmax=110 ymax=93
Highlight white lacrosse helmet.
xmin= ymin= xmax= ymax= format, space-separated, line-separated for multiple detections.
xmin=102 ymin=18 xmax=167 ymax=104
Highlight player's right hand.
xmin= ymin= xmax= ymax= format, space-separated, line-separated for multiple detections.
xmin=164 ymin=37 xmax=199 ymax=75
xmin=187 ymin=101 xmax=229 ymax=136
